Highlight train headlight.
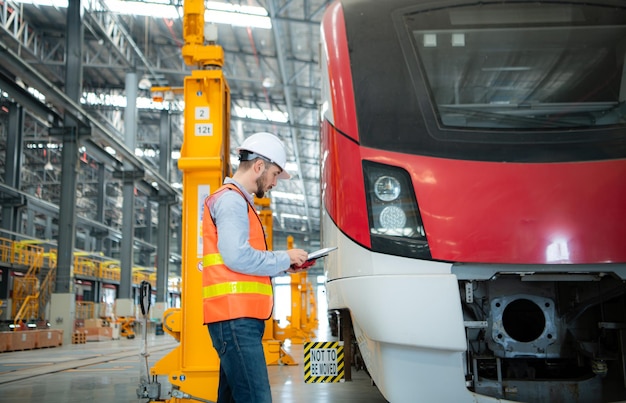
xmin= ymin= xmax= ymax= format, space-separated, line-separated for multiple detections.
xmin=379 ymin=206 xmax=406 ymax=230
xmin=374 ymin=176 xmax=401 ymax=201
xmin=364 ymin=161 xmax=431 ymax=259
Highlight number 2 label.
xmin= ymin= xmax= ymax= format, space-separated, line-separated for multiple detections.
xmin=195 ymin=107 xmax=209 ymax=120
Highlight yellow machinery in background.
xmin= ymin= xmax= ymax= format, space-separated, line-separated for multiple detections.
xmin=117 ymin=316 xmax=136 ymax=339
xmin=138 ymin=0 xmax=229 ymax=401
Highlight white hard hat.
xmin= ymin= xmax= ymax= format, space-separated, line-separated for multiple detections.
xmin=237 ymin=132 xmax=291 ymax=179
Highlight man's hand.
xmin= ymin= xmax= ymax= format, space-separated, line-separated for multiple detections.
xmin=287 ymin=248 xmax=308 ymax=267
xmin=288 ymin=259 xmax=316 ymax=273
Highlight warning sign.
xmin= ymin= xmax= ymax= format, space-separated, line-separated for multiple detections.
xmin=304 ymin=341 xmax=344 ymax=383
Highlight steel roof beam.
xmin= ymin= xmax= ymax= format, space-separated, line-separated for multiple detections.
xmin=0 ymin=38 xmax=179 ymax=197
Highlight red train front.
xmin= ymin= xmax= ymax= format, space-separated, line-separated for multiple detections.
xmin=320 ymin=0 xmax=626 ymax=401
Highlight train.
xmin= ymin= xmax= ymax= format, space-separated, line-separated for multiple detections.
xmin=319 ymin=0 xmax=626 ymax=402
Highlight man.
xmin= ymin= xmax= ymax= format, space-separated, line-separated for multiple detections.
xmin=202 ymin=132 xmax=312 ymax=402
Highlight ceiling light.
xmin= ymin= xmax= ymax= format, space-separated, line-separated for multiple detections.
xmin=15 ymin=0 xmax=67 ymax=6
xmin=281 ymin=213 xmax=308 ymax=220
xmin=205 ymin=9 xmax=271 ymax=29
xmin=138 ymin=77 xmax=152 ymax=90
xmin=105 ymin=0 xmax=174 ymax=18
xmin=205 ymin=1 xmax=271 ymax=29
xmin=44 ymin=144 xmax=54 ymax=170
xmin=233 ymin=105 xmax=288 ymax=123
xmin=262 ymin=77 xmax=275 ymax=88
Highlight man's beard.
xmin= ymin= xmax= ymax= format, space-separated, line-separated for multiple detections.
xmin=254 ymin=172 xmax=267 ymax=198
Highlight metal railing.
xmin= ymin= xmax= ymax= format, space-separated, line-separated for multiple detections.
xmin=10 ymin=240 xmax=46 ymax=324
xmin=76 ymin=301 xmax=96 ymax=319
xmin=0 ymin=236 xmax=163 ymax=324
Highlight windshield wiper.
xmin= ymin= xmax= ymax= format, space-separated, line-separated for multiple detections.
xmin=439 ymin=102 xmax=621 ymax=128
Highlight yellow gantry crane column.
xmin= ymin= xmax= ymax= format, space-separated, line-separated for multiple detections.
xmin=148 ymin=0 xmax=230 ymax=401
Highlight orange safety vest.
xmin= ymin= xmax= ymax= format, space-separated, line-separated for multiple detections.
xmin=202 ymin=183 xmax=273 ymax=324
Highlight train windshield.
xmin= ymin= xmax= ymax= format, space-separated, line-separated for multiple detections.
xmin=406 ymin=3 xmax=626 ymax=129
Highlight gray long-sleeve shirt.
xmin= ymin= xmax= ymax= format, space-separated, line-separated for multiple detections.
xmin=207 ymin=177 xmax=291 ymax=277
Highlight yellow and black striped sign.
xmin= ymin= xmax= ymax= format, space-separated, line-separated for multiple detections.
xmin=303 ymin=341 xmax=344 ymax=383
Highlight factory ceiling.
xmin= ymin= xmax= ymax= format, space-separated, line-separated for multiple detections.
xmin=0 ymin=0 xmax=331 ymax=255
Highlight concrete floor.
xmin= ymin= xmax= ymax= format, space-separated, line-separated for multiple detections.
xmin=0 ymin=336 xmax=387 ymax=402
xmin=0 ymin=284 xmax=388 ymax=403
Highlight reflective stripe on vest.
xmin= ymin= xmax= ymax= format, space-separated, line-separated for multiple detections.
xmin=203 ymin=253 xmax=224 ymax=267
xmin=202 ymin=281 xmax=273 ymax=299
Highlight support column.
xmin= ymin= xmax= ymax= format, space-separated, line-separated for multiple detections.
xmin=94 ymin=163 xmax=107 ymax=251
xmin=52 ymin=0 xmax=85 ymax=346
xmin=25 ymin=209 xmax=35 ymax=236
xmin=44 ymin=216 xmax=53 ymax=239
xmin=139 ymin=201 xmax=152 ymax=266
xmin=2 ymin=103 xmax=24 ymax=233
xmin=117 ymin=71 xmax=138 ymax=317
xmin=103 ymin=237 xmax=112 ymax=257
xmin=154 ymin=110 xmax=173 ymax=319
xmin=175 ymin=216 xmax=182 ymax=256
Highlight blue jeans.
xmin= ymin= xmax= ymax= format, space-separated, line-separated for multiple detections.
xmin=207 ymin=318 xmax=271 ymax=403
